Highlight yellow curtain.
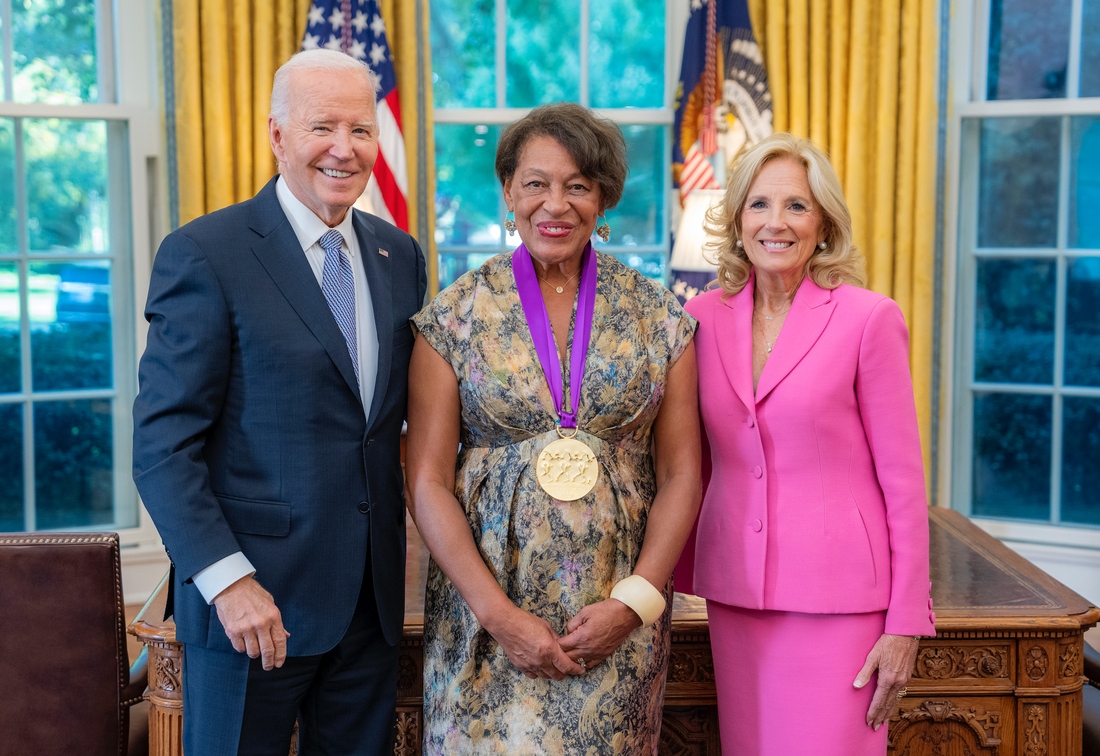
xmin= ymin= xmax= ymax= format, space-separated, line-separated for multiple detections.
xmin=172 ymin=0 xmax=436 ymax=288
xmin=747 ymin=0 xmax=940 ymax=488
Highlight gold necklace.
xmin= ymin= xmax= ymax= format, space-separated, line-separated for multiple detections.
xmin=754 ymin=305 xmax=792 ymax=354
xmin=537 ymin=270 xmax=580 ymax=294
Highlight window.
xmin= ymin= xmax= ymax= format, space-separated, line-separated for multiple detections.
xmin=949 ymin=0 xmax=1100 ymax=532
xmin=430 ymin=0 xmax=674 ymax=289
xmin=0 ymin=0 xmax=157 ymax=535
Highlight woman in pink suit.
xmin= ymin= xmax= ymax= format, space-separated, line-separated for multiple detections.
xmin=679 ymin=133 xmax=936 ymax=755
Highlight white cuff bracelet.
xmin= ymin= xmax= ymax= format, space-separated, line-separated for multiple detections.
xmin=610 ymin=575 xmax=666 ymax=626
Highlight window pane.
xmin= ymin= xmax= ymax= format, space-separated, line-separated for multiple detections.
xmin=24 ymin=118 xmax=109 ymax=253
xmin=986 ymin=0 xmax=1070 ymax=100
xmin=978 ymin=117 xmax=1060 ymax=248
xmin=589 ymin=0 xmax=664 ymax=108
xmin=0 ymin=262 xmax=18 ymax=394
xmin=1070 ymin=116 xmax=1100 ymax=249
xmin=1081 ymin=0 xmax=1100 ymax=97
xmin=430 ymin=0 xmax=495 ymax=108
xmin=435 ymin=124 xmax=501 ymax=248
xmin=0 ymin=119 xmax=15 ymax=253
xmin=972 ymin=392 xmax=1051 ymax=520
xmin=506 ymin=0 xmax=580 ymax=107
xmin=1066 ymin=257 xmax=1100 ymax=387
xmin=610 ymin=125 xmax=664 ymax=247
xmin=12 ymin=0 xmax=98 ymax=104
xmin=609 ymin=251 xmax=666 ymax=283
xmin=29 ymin=261 xmax=112 ymax=391
xmin=1062 ymin=397 xmax=1100 ymax=525
xmin=0 ymin=404 xmax=22 ymax=531
xmin=34 ymin=398 xmax=113 ymax=529
xmin=974 ymin=258 xmax=1055 ymax=384
xmin=438 ymin=251 xmax=503 ymax=291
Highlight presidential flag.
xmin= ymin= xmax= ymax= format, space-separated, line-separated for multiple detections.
xmin=670 ymin=0 xmax=773 ymax=303
xmin=303 ymin=0 xmax=409 ymax=232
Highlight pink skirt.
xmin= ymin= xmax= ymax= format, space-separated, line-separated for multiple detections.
xmin=706 ymin=601 xmax=888 ymax=756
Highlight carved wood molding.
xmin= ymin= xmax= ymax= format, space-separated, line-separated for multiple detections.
xmin=1025 ymin=646 xmax=1050 ymax=682
xmin=667 ymin=650 xmax=716 ymax=684
xmin=396 ymin=654 xmax=419 ymax=695
xmin=913 ymin=645 xmax=1010 ymax=680
xmin=657 ymin=707 xmax=716 ymax=756
xmin=393 ymin=710 xmax=420 ymax=756
xmin=1023 ymin=704 xmax=1047 ymax=756
xmin=888 ymin=699 xmax=1002 ymax=749
xmin=1059 ymin=643 xmax=1081 ymax=678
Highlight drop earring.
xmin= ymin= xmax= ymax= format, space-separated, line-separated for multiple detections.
xmin=505 ymin=211 xmax=516 ymax=236
xmin=596 ymin=215 xmax=610 ymax=243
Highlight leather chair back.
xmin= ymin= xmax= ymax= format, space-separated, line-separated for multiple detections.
xmin=0 ymin=533 xmax=134 ymax=755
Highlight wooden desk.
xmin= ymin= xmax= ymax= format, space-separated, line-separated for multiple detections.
xmin=129 ymin=507 xmax=1097 ymax=756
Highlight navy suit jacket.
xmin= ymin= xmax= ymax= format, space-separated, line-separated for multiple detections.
xmin=133 ymin=177 xmax=427 ymax=653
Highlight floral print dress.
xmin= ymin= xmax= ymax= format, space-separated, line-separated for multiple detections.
xmin=411 ymin=251 xmax=696 ymax=756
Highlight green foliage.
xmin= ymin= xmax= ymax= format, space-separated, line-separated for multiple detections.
xmin=12 ymin=0 xmax=98 ymax=104
xmin=589 ymin=0 xmax=664 ymax=108
xmin=0 ymin=121 xmax=15 ymax=251
xmin=0 ymin=403 xmax=22 ymax=531
xmin=33 ymin=399 xmax=113 ymax=529
xmin=505 ymin=0 xmax=580 ymax=107
xmin=430 ymin=0 xmax=495 ymax=108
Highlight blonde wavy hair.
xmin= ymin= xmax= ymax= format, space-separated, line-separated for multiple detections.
xmin=704 ymin=132 xmax=866 ymax=295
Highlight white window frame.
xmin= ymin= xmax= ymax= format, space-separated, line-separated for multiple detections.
xmin=431 ymin=0 xmax=687 ymax=284
xmin=0 ymin=0 xmax=168 ymax=601
xmin=942 ymin=0 xmax=1100 ymax=556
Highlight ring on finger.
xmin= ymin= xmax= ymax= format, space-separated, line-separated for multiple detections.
xmin=578 ymin=657 xmax=587 ymax=670
xmin=896 ymin=687 xmax=908 ymax=699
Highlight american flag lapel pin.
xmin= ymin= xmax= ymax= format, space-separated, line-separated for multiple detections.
xmin=378 ymin=248 xmax=389 ymax=257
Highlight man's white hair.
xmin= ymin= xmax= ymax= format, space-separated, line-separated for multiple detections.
xmin=270 ymin=49 xmax=381 ymax=125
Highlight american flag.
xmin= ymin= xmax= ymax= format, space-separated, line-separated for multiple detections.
xmin=302 ymin=0 xmax=409 ymax=232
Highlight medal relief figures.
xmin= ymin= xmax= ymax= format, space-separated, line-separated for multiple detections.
xmin=405 ymin=102 xmax=702 ymax=756
xmin=676 ymin=133 xmax=934 ymax=756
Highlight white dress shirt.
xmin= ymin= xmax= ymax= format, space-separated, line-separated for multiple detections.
xmin=192 ymin=177 xmax=379 ymax=604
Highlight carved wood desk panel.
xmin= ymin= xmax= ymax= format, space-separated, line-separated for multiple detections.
xmin=128 ymin=507 xmax=1097 ymax=756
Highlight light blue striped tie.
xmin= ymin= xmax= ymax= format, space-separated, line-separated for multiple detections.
xmin=318 ymin=229 xmax=359 ymax=387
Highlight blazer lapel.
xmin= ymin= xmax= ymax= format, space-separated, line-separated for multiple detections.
xmin=354 ymin=210 xmax=393 ymax=433
xmin=248 ymin=179 xmax=363 ymax=402
xmin=714 ymin=278 xmax=756 ymax=411
xmin=754 ymin=277 xmax=836 ymax=402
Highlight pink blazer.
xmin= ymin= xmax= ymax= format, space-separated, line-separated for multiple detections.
xmin=679 ymin=275 xmax=935 ymax=636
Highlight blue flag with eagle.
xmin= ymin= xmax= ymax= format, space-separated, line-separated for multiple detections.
xmin=670 ymin=0 xmax=772 ymax=304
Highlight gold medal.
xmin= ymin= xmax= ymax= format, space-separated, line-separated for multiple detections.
xmin=536 ymin=432 xmax=599 ymax=501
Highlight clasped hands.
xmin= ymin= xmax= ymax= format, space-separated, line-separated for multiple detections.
xmin=488 ymin=599 xmax=643 ymax=681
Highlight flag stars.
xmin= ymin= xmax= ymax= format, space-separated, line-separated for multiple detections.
xmin=352 ymin=11 xmax=369 ymax=32
xmin=371 ymin=13 xmax=386 ymax=37
xmin=324 ymin=34 xmax=343 ymax=51
xmin=350 ymin=39 xmax=367 ymax=60
xmin=308 ymin=4 xmax=325 ymax=25
xmin=369 ymin=41 xmax=388 ymax=65
xmin=328 ymin=7 xmax=345 ymax=30
xmin=302 ymin=33 xmax=320 ymax=50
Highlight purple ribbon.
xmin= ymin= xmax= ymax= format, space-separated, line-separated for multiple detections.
xmin=512 ymin=243 xmax=598 ymax=430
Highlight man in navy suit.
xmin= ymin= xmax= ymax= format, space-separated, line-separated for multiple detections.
xmin=132 ymin=49 xmax=426 ymax=755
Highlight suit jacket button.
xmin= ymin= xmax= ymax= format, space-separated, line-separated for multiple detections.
xmin=747 ymin=417 xmax=755 ymax=428
xmin=751 ymin=519 xmax=762 ymax=532
xmin=930 ymin=611 xmax=936 ymax=623
xmin=752 ymin=466 xmax=762 ymax=478
xmin=358 ymin=501 xmax=370 ymax=514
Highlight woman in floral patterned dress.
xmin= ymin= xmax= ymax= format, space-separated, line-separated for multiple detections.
xmin=405 ymin=102 xmax=701 ymax=755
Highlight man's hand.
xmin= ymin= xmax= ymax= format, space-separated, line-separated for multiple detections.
xmin=212 ymin=576 xmax=290 ymax=670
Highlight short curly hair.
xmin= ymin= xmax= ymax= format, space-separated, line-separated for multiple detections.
xmin=495 ymin=102 xmax=628 ymax=210
xmin=705 ymin=132 xmax=866 ymax=295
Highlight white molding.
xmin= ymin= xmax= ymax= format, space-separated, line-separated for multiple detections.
xmin=994 ymin=538 xmax=1100 ymax=605
xmin=0 ymin=102 xmax=148 ymax=119
xmin=956 ymin=97 xmax=1100 ymax=117
xmin=973 ymin=517 xmax=1100 ymax=550
xmin=121 ymin=542 xmax=170 ymax=606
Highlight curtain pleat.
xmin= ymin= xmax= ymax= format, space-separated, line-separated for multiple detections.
xmin=748 ymin=0 xmax=941 ymax=488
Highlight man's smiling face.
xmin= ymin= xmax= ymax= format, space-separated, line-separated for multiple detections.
xmin=268 ymin=66 xmax=379 ymax=227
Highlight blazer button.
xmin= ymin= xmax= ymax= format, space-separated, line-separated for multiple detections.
xmin=358 ymin=501 xmax=371 ymax=514
xmin=929 ymin=597 xmax=934 ymax=609
xmin=747 ymin=417 xmax=755 ymax=428
xmin=751 ymin=519 xmax=762 ymax=532
xmin=752 ymin=466 xmax=762 ymax=478
xmin=930 ymin=611 xmax=936 ymax=623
